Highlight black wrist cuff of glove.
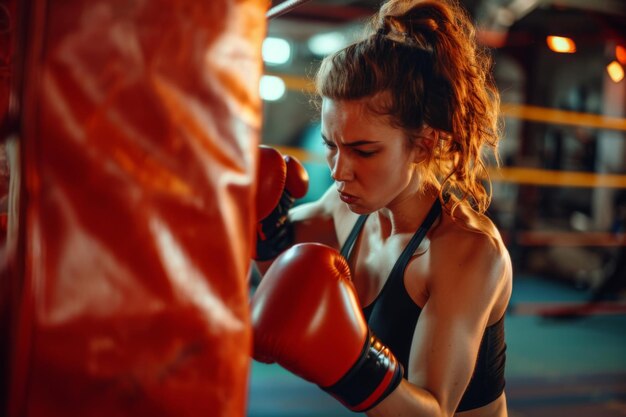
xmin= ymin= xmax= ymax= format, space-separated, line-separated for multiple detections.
xmin=255 ymin=191 xmax=296 ymax=261
xmin=322 ymin=331 xmax=404 ymax=412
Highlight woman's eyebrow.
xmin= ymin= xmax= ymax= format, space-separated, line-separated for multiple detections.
xmin=321 ymin=134 xmax=380 ymax=147
xmin=343 ymin=140 xmax=380 ymax=147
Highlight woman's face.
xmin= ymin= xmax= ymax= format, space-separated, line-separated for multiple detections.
xmin=321 ymin=97 xmax=423 ymax=214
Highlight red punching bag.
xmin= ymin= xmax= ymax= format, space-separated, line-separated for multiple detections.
xmin=3 ymin=0 xmax=267 ymax=416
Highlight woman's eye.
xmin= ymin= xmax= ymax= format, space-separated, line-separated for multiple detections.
xmin=322 ymin=140 xmax=336 ymax=149
xmin=355 ymin=149 xmax=376 ymax=157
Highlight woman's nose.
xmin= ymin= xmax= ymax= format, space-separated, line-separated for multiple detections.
xmin=330 ymin=152 xmax=352 ymax=182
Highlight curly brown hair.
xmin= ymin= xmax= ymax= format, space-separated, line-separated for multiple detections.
xmin=315 ymin=0 xmax=502 ymax=215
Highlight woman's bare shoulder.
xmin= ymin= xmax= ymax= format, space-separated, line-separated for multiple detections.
xmin=438 ymin=202 xmax=507 ymax=254
xmin=432 ymin=204 xmax=512 ymax=294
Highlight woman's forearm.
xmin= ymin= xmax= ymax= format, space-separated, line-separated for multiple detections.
xmin=367 ymin=379 xmax=446 ymax=417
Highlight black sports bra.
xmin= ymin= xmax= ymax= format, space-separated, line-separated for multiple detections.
xmin=340 ymin=199 xmax=506 ymax=412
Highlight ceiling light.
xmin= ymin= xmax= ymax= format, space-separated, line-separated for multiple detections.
xmin=546 ymin=36 xmax=576 ymax=53
xmin=259 ymin=75 xmax=286 ymax=101
xmin=308 ymin=32 xmax=347 ymax=56
xmin=262 ymin=37 xmax=291 ymax=65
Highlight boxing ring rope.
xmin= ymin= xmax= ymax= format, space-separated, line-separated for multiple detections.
xmin=515 ymin=231 xmax=626 ymax=247
xmin=500 ymin=103 xmax=626 ymax=132
xmin=492 ymin=167 xmax=626 ymax=189
xmin=512 ymin=300 xmax=626 ymax=316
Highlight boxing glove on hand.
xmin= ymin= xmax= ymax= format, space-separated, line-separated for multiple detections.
xmin=251 ymin=243 xmax=404 ymax=412
xmin=255 ymin=146 xmax=308 ymax=261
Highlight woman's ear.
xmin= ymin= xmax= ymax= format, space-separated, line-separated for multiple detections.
xmin=413 ymin=126 xmax=438 ymax=163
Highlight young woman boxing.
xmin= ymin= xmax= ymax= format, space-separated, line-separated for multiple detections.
xmin=253 ymin=1 xmax=511 ymax=416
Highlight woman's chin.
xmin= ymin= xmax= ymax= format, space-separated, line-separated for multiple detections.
xmin=346 ymin=203 xmax=375 ymax=215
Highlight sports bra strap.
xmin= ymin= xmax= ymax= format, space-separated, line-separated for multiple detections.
xmin=340 ymin=215 xmax=368 ymax=259
xmin=387 ymin=198 xmax=442 ymax=280
xmin=339 ymin=196 xmax=445 ymax=264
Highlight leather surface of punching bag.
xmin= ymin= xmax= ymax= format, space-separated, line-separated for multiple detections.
xmin=4 ymin=0 xmax=267 ymax=415
xmin=0 ymin=0 xmax=18 ymax=411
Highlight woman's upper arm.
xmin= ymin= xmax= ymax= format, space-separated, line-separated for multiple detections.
xmin=406 ymin=234 xmax=509 ymax=415
xmin=290 ymin=185 xmax=348 ymax=249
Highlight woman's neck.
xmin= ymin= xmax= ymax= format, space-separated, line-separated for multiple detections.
xmin=376 ymin=185 xmax=439 ymax=237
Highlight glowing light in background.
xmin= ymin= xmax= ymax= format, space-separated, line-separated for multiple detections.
xmin=308 ymin=32 xmax=347 ymax=56
xmin=262 ymin=37 xmax=291 ymax=65
xmin=606 ymin=61 xmax=624 ymax=83
xmin=259 ymin=75 xmax=286 ymax=101
xmin=546 ymin=36 xmax=576 ymax=53
xmin=616 ymin=45 xmax=626 ymax=65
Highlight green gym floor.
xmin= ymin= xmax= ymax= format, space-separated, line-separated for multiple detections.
xmin=246 ymin=275 xmax=626 ymax=417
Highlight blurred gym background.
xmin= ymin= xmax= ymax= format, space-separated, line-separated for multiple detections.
xmin=249 ymin=0 xmax=626 ymax=416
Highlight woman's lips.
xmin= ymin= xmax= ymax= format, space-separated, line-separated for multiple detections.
xmin=338 ymin=191 xmax=358 ymax=204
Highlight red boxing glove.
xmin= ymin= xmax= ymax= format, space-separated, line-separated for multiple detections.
xmin=283 ymin=155 xmax=309 ymax=199
xmin=254 ymin=146 xmax=308 ymax=261
xmin=251 ymin=243 xmax=404 ymax=411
